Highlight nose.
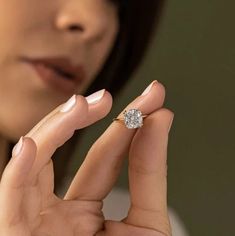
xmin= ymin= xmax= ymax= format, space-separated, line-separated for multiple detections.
xmin=55 ymin=2 xmax=104 ymax=41
xmin=55 ymin=11 xmax=84 ymax=34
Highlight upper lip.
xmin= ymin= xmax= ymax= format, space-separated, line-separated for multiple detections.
xmin=22 ymin=57 xmax=86 ymax=83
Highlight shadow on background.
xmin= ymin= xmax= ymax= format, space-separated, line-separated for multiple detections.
xmin=69 ymin=1 xmax=235 ymax=235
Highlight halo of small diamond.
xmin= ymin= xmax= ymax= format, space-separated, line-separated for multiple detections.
xmin=123 ymin=109 xmax=143 ymax=129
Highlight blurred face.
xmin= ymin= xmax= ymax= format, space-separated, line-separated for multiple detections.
xmin=0 ymin=0 xmax=119 ymax=140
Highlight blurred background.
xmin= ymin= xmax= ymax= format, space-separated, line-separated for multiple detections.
xmin=68 ymin=1 xmax=235 ymax=235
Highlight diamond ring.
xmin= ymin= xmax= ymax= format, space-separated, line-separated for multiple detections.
xmin=113 ymin=109 xmax=148 ymax=129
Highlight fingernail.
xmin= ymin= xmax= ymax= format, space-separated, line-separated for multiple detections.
xmin=12 ymin=136 xmax=24 ymax=156
xmin=141 ymin=80 xmax=158 ymax=96
xmin=60 ymin=95 xmax=77 ymax=113
xmin=168 ymin=115 xmax=174 ymax=133
xmin=86 ymin=89 xmax=105 ymax=104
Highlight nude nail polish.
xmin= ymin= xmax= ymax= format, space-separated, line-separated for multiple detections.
xmin=60 ymin=95 xmax=77 ymax=113
xmin=168 ymin=115 xmax=174 ymax=133
xmin=86 ymin=89 xmax=105 ymax=104
xmin=141 ymin=80 xmax=158 ymax=96
xmin=12 ymin=136 xmax=24 ymax=156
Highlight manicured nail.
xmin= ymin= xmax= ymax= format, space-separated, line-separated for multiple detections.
xmin=12 ymin=136 xmax=24 ymax=156
xmin=60 ymin=95 xmax=77 ymax=113
xmin=168 ymin=115 xmax=174 ymax=133
xmin=86 ymin=89 xmax=105 ymax=104
xmin=141 ymin=80 xmax=158 ymax=96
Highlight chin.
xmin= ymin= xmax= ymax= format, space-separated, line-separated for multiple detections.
xmin=0 ymin=116 xmax=38 ymax=142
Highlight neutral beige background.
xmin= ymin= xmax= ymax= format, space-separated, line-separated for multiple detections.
xmin=68 ymin=1 xmax=235 ymax=235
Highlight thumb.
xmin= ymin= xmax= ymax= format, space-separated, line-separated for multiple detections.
xmin=125 ymin=108 xmax=174 ymax=235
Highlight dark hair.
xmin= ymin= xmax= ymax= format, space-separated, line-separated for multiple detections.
xmin=8 ymin=0 xmax=166 ymax=194
xmin=84 ymin=0 xmax=165 ymax=98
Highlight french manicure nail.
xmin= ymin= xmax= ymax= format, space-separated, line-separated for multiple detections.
xmin=141 ymin=80 xmax=158 ymax=96
xmin=168 ymin=115 xmax=174 ymax=133
xmin=12 ymin=136 xmax=24 ymax=156
xmin=60 ymin=95 xmax=77 ymax=113
xmin=86 ymin=89 xmax=105 ymax=104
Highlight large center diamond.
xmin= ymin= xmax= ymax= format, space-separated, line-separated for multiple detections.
xmin=124 ymin=109 xmax=143 ymax=129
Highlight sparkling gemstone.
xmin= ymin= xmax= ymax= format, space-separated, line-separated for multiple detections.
xmin=124 ymin=109 xmax=143 ymax=129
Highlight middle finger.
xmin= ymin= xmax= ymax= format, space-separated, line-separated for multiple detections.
xmin=25 ymin=90 xmax=112 ymax=184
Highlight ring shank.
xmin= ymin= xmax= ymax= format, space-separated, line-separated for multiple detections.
xmin=113 ymin=115 xmax=148 ymax=122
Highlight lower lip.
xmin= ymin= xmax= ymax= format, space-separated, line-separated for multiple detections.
xmin=25 ymin=61 xmax=83 ymax=94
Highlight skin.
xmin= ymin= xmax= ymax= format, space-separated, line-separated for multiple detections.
xmin=0 ymin=83 xmax=174 ymax=235
xmin=0 ymin=0 xmax=119 ymax=139
xmin=0 ymin=0 xmax=174 ymax=235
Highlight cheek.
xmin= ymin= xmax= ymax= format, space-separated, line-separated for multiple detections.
xmin=86 ymin=17 xmax=119 ymax=84
xmin=95 ymin=32 xmax=117 ymax=67
xmin=0 ymin=5 xmax=17 ymax=64
xmin=0 ymin=2 xmax=33 ymax=69
xmin=0 ymin=0 xmax=51 ymax=63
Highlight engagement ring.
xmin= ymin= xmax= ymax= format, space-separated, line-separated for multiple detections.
xmin=113 ymin=109 xmax=148 ymax=129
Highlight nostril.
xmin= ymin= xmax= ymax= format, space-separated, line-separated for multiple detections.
xmin=68 ymin=24 xmax=84 ymax=32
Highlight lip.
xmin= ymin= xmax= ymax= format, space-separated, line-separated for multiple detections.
xmin=21 ymin=57 xmax=86 ymax=94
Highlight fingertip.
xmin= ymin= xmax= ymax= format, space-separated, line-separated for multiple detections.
xmin=149 ymin=108 xmax=174 ymax=132
xmin=59 ymin=94 xmax=89 ymax=116
xmin=82 ymin=89 xmax=113 ymax=125
xmin=2 ymin=137 xmax=37 ymax=189
xmin=12 ymin=136 xmax=36 ymax=157
xmin=73 ymin=94 xmax=89 ymax=117
xmin=11 ymin=136 xmax=37 ymax=168
xmin=22 ymin=136 xmax=37 ymax=157
xmin=167 ymin=111 xmax=175 ymax=134
xmin=103 ymin=90 xmax=113 ymax=113
xmin=156 ymin=81 xmax=166 ymax=93
xmin=86 ymin=89 xmax=113 ymax=109
xmin=85 ymin=89 xmax=106 ymax=105
xmin=158 ymin=108 xmax=174 ymax=133
xmin=140 ymin=80 xmax=166 ymax=100
xmin=12 ymin=136 xmax=24 ymax=157
xmin=126 ymin=82 xmax=166 ymax=117
xmin=153 ymin=82 xmax=166 ymax=106
xmin=76 ymin=94 xmax=90 ymax=109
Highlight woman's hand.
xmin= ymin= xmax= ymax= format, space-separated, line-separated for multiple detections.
xmin=0 ymin=81 xmax=174 ymax=236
